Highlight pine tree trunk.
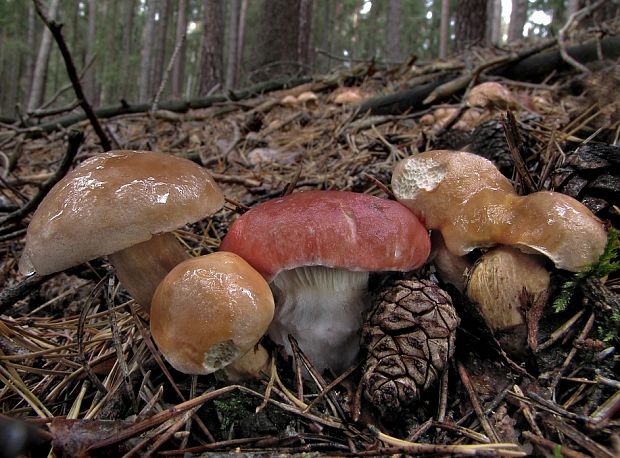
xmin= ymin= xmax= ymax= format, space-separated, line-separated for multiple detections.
xmin=171 ymin=0 xmax=187 ymax=98
xmin=225 ymin=0 xmax=240 ymax=89
xmin=486 ymin=0 xmax=502 ymax=45
xmin=152 ymin=0 xmax=171 ymax=95
xmin=235 ymin=0 xmax=248 ymax=87
xmin=28 ymin=0 xmax=61 ymax=112
xmin=199 ymin=0 xmax=224 ymax=95
xmin=83 ymin=0 xmax=97 ymax=105
xmin=454 ymin=0 xmax=487 ymax=51
xmin=298 ymin=0 xmax=313 ymax=68
xmin=139 ymin=0 xmax=158 ymax=102
xmin=439 ymin=0 xmax=450 ymax=59
xmin=385 ymin=0 xmax=402 ymax=62
xmin=121 ymin=0 xmax=137 ymax=100
xmin=508 ymin=0 xmax=528 ymax=42
xmin=22 ymin=2 xmax=37 ymax=107
xmin=254 ymin=0 xmax=302 ymax=81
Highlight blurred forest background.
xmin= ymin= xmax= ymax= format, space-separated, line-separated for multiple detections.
xmin=0 ymin=0 xmax=617 ymax=119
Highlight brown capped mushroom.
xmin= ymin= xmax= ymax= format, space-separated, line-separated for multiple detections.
xmin=19 ymin=150 xmax=224 ymax=310
xmin=391 ymin=150 xmax=608 ymax=272
xmin=150 ymin=251 xmax=275 ymax=377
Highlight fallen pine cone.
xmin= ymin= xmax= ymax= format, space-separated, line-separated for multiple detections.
xmin=362 ymin=278 xmax=459 ymax=415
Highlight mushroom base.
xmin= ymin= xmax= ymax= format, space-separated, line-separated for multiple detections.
xmin=109 ymin=232 xmax=189 ymax=312
xmin=269 ymin=266 xmax=370 ymax=375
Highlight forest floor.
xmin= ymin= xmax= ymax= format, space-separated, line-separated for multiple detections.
xmin=1 ymin=30 xmax=620 ymax=457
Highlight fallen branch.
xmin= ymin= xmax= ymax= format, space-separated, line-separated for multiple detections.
xmin=23 ymin=76 xmax=313 ymax=136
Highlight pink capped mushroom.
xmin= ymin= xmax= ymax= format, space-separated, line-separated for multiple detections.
xmin=220 ymin=190 xmax=430 ymax=374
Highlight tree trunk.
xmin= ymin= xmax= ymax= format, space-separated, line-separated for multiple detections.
xmin=454 ymin=0 xmax=487 ymax=51
xmin=486 ymin=0 xmax=502 ymax=45
xmin=28 ymin=0 xmax=61 ymax=112
xmin=298 ymin=0 xmax=313 ymax=68
xmin=199 ymin=0 xmax=224 ymax=95
xmin=439 ymin=0 xmax=450 ymax=59
xmin=152 ymin=0 xmax=171 ymax=95
xmin=225 ymin=0 xmax=240 ymax=89
xmin=83 ymin=0 xmax=97 ymax=105
xmin=22 ymin=2 xmax=37 ymax=107
xmin=139 ymin=0 xmax=158 ymax=102
xmin=171 ymin=0 xmax=187 ymax=98
xmin=121 ymin=0 xmax=137 ymax=100
xmin=253 ymin=0 xmax=303 ymax=82
xmin=508 ymin=0 xmax=528 ymax=42
xmin=235 ymin=0 xmax=248 ymax=87
xmin=385 ymin=0 xmax=402 ymax=62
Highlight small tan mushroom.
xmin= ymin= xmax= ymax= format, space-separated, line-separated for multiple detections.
xmin=150 ymin=252 xmax=275 ymax=378
xmin=334 ymin=89 xmax=363 ymax=105
xmin=467 ymin=82 xmax=518 ymax=110
xmin=296 ymin=91 xmax=319 ymax=105
xmin=466 ymin=246 xmax=550 ymax=354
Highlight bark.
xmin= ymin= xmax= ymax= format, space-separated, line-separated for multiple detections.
xmin=236 ymin=0 xmax=248 ymax=87
xmin=508 ymin=0 xmax=528 ymax=42
xmin=385 ymin=0 xmax=402 ymax=62
xmin=83 ymin=0 xmax=97 ymax=105
xmin=121 ymin=0 xmax=138 ymax=100
xmin=254 ymin=0 xmax=302 ymax=81
xmin=454 ymin=0 xmax=487 ymax=51
xmin=152 ymin=0 xmax=171 ymax=94
xmin=199 ymin=0 xmax=225 ymax=95
xmin=298 ymin=0 xmax=313 ymax=68
xmin=28 ymin=0 xmax=61 ymax=112
xmin=171 ymin=0 xmax=187 ymax=98
xmin=439 ymin=0 xmax=450 ymax=59
xmin=363 ymin=0 xmax=381 ymax=59
xmin=225 ymin=0 xmax=240 ymax=89
xmin=23 ymin=2 xmax=37 ymax=107
xmin=139 ymin=0 xmax=158 ymax=102
xmin=486 ymin=0 xmax=502 ymax=45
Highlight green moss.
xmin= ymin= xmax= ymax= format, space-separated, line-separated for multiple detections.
xmin=553 ymin=228 xmax=620 ymax=313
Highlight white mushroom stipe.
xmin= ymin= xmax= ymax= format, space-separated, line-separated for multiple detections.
xmin=269 ymin=266 xmax=369 ymax=374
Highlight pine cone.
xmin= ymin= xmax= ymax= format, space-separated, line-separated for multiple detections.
xmin=552 ymin=143 xmax=620 ymax=227
xmin=362 ymin=278 xmax=459 ymax=415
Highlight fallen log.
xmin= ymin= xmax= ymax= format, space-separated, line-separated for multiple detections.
xmin=360 ymin=36 xmax=620 ymax=116
xmin=21 ymin=76 xmax=313 ymax=137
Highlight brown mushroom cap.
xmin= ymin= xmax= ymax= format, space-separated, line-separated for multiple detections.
xmin=150 ymin=251 xmax=275 ymax=375
xmin=219 ymin=190 xmax=431 ymax=281
xmin=19 ymin=150 xmax=224 ymax=275
xmin=392 ymin=150 xmax=608 ymax=271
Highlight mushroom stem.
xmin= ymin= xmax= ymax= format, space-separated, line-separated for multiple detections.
xmin=109 ymin=232 xmax=189 ymax=311
xmin=268 ymin=266 xmax=370 ymax=374
xmin=224 ymin=344 xmax=271 ymax=381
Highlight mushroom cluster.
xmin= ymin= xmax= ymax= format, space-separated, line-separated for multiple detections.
xmin=21 ymin=145 xmax=608 ymax=401
xmin=392 ymin=149 xmax=609 ymax=353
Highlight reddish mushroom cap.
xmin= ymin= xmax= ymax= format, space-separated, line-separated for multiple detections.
xmin=219 ymin=190 xmax=430 ymax=280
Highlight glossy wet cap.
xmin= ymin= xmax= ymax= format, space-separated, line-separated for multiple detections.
xmin=219 ymin=190 xmax=431 ymax=281
xmin=150 ymin=252 xmax=275 ymax=375
xmin=392 ymin=150 xmax=608 ymax=272
xmin=19 ymin=150 xmax=224 ymax=275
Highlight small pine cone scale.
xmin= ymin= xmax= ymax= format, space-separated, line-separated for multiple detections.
xmin=362 ymin=278 xmax=459 ymax=415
